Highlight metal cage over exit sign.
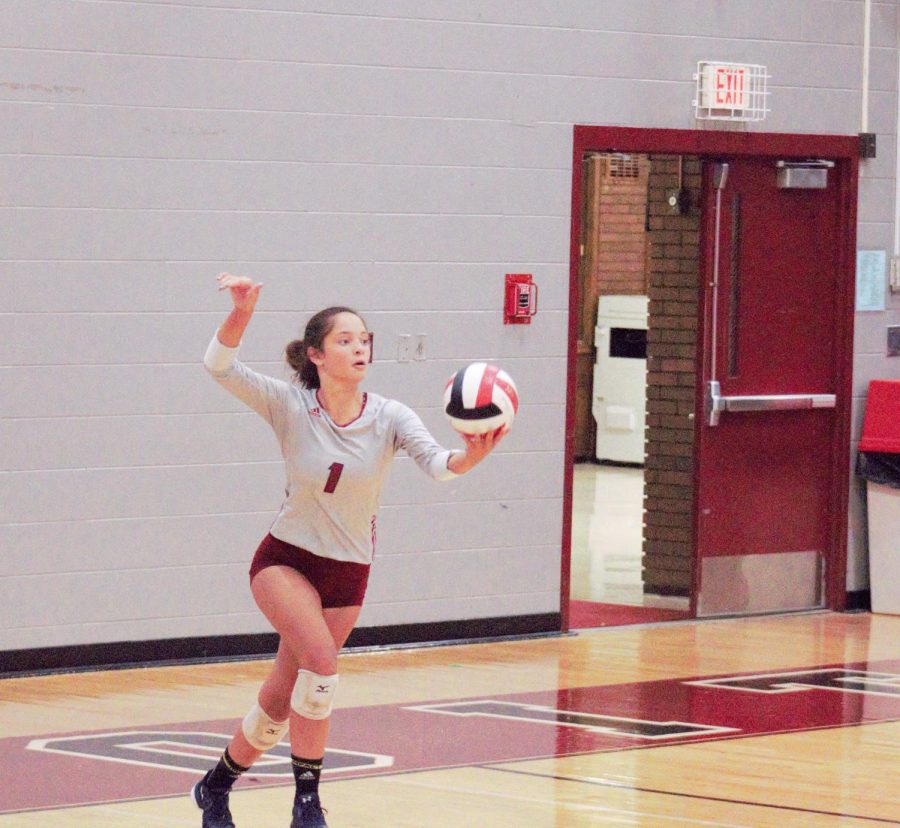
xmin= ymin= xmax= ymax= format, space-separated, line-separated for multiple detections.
xmin=694 ymin=61 xmax=770 ymax=122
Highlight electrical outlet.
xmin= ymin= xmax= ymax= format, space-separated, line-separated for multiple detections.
xmin=397 ymin=334 xmax=411 ymax=362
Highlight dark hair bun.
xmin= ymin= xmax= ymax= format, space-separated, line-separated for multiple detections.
xmin=285 ymin=339 xmax=305 ymax=373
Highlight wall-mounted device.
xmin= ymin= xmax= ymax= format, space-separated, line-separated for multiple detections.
xmin=504 ymin=273 xmax=538 ymax=325
xmin=776 ymin=159 xmax=834 ymax=189
xmin=665 ymin=188 xmax=686 ymax=215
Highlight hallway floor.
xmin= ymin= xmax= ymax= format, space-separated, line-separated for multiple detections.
xmin=570 ymin=462 xmax=689 ymax=613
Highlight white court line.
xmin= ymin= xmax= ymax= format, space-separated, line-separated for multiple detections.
xmin=381 ymin=774 xmax=750 ymax=827
xmin=88 ymin=804 xmax=197 ymax=828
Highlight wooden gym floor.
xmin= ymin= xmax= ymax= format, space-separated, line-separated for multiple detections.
xmin=1 ymin=611 xmax=898 ymax=826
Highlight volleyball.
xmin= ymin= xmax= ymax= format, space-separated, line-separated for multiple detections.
xmin=443 ymin=362 xmax=519 ymax=435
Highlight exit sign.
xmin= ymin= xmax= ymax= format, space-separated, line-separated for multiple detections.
xmin=702 ymin=64 xmax=749 ymax=108
xmin=694 ymin=61 xmax=769 ymax=122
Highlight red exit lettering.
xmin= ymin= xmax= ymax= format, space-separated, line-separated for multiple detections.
xmin=714 ymin=68 xmax=746 ymax=106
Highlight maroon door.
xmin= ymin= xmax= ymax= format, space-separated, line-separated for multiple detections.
xmin=694 ymin=156 xmax=849 ymax=616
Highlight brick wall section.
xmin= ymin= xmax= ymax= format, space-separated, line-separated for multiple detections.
xmin=591 ymin=154 xmax=651 ymax=299
xmin=574 ymin=153 xmax=650 ymax=459
xmin=578 ymin=155 xmax=652 ymax=343
xmin=642 ymin=155 xmax=702 ymax=596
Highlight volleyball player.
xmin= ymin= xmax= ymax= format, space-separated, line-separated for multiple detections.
xmin=191 ymin=273 xmax=504 ymax=828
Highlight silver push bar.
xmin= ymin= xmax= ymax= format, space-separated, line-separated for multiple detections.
xmin=707 ymin=381 xmax=835 ymax=426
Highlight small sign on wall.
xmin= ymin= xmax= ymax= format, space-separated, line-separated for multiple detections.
xmin=694 ymin=61 xmax=769 ymax=122
xmin=856 ymin=250 xmax=886 ymax=311
xmin=700 ymin=64 xmax=750 ymax=109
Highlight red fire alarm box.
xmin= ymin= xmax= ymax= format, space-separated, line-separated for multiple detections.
xmin=504 ymin=273 xmax=537 ymax=325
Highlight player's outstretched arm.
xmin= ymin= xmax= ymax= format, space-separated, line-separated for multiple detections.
xmin=215 ymin=272 xmax=263 ymax=346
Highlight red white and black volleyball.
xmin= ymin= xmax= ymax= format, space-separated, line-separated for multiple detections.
xmin=443 ymin=362 xmax=518 ymax=435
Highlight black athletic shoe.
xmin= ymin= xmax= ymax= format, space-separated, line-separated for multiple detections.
xmin=290 ymin=793 xmax=328 ymax=827
xmin=191 ymin=770 xmax=236 ymax=828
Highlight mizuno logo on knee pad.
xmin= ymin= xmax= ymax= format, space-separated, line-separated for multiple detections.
xmin=241 ymin=702 xmax=289 ymax=751
xmin=292 ymin=669 xmax=339 ymax=720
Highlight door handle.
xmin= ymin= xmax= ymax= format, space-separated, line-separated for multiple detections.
xmin=708 ymin=163 xmax=729 ymax=389
xmin=707 ymin=381 xmax=835 ymax=425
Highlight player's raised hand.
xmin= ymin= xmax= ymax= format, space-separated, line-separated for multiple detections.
xmin=217 ymin=272 xmax=263 ymax=313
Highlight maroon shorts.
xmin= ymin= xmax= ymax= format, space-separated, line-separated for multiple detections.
xmin=249 ymin=533 xmax=371 ymax=608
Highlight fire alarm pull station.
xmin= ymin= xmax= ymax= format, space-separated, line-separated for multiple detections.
xmin=504 ymin=273 xmax=537 ymax=325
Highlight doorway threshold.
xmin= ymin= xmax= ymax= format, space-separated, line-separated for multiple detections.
xmin=570 ymin=599 xmax=690 ymax=629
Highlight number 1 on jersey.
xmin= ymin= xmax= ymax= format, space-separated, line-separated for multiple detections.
xmin=324 ymin=462 xmax=344 ymax=494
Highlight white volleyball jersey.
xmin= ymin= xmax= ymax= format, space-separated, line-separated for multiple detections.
xmin=205 ymin=336 xmax=458 ymax=564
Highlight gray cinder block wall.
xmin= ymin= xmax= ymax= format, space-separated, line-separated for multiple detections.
xmin=1 ymin=1 xmax=897 ymax=657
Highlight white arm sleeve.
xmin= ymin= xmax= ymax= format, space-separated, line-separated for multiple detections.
xmin=392 ymin=402 xmax=459 ymax=481
xmin=204 ymin=334 xmax=240 ymax=374
xmin=203 ymin=333 xmax=292 ymax=433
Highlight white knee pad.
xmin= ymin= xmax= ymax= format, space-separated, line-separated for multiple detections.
xmin=291 ymin=669 xmax=339 ymax=720
xmin=241 ymin=702 xmax=289 ymax=751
